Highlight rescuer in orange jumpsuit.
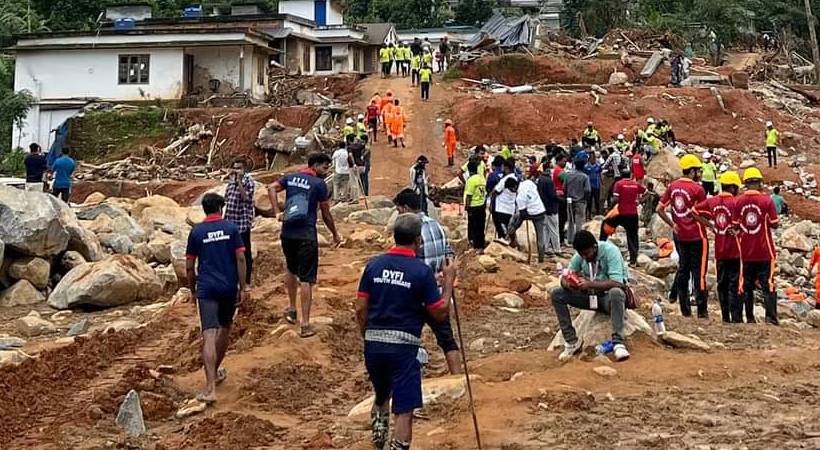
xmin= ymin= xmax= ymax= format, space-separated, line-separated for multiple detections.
xmin=389 ymin=99 xmax=406 ymax=148
xmin=443 ymin=119 xmax=457 ymax=167
xmin=379 ymin=91 xmax=393 ymax=132
xmin=382 ymin=99 xmax=395 ymax=143
xmin=810 ymin=246 xmax=820 ymax=306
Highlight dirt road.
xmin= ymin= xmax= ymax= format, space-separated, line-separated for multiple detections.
xmin=356 ymin=74 xmax=457 ymax=197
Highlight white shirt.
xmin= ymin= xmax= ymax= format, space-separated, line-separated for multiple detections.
xmin=494 ymin=173 xmax=517 ymax=215
xmin=332 ymin=148 xmax=350 ymax=175
xmin=515 ymin=179 xmax=546 ymax=216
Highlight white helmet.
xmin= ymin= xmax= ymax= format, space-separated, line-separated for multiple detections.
xmin=765 ymin=120 xmax=773 ymax=127
xmin=647 ymin=117 xmax=655 ymax=124
xmin=346 ymin=117 xmax=354 ymax=125
xmin=357 ymin=113 xmax=364 ymax=120
xmin=617 ymin=134 xmax=624 ymax=140
xmin=702 ymin=151 xmax=712 ymax=160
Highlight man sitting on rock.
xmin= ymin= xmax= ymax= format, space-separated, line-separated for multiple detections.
xmin=549 ymin=230 xmax=630 ymax=362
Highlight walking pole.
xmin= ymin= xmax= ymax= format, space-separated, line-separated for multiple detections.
xmin=525 ymin=220 xmax=532 ymax=264
xmin=450 ymin=290 xmax=483 ymax=450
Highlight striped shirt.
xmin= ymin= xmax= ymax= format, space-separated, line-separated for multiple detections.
xmin=418 ymin=213 xmax=454 ymax=274
xmin=224 ymin=173 xmax=255 ymax=233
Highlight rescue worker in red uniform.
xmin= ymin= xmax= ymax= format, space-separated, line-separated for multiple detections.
xmin=734 ymin=167 xmax=779 ymax=325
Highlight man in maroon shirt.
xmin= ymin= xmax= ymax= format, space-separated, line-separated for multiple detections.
xmin=694 ymin=171 xmax=742 ymax=323
xmin=734 ymin=168 xmax=779 ymax=325
xmin=602 ymin=175 xmax=646 ymax=266
xmin=553 ymin=153 xmax=569 ymax=245
xmin=656 ymin=155 xmax=709 ymax=318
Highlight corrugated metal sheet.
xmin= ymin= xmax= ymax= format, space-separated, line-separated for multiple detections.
xmin=466 ymin=13 xmax=532 ymax=50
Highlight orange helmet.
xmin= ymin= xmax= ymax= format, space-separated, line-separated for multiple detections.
xmin=444 ymin=119 xmax=453 ymax=125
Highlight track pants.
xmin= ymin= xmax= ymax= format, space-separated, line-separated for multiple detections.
xmin=600 ymin=214 xmax=639 ymax=265
xmin=742 ymin=260 xmax=778 ymax=324
xmin=566 ymin=200 xmax=586 ymax=245
xmin=766 ymin=146 xmax=777 ymax=167
xmin=716 ymin=259 xmax=741 ymax=323
xmin=675 ymin=238 xmax=708 ymax=317
xmin=420 ymin=82 xmax=430 ymax=100
xmin=557 ymin=197 xmax=568 ymax=244
xmin=466 ymin=206 xmax=486 ymax=249
xmin=544 ymin=213 xmax=561 ymax=255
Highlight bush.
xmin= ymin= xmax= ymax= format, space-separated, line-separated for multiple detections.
xmin=442 ymin=66 xmax=464 ymax=81
xmin=0 ymin=147 xmax=27 ymax=176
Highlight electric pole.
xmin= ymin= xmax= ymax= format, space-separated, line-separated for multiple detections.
xmin=804 ymin=0 xmax=820 ymax=84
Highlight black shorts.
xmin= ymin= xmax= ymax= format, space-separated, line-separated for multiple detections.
xmin=197 ymin=297 xmax=237 ymax=330
xmin=368 ymin=118 xmax=378 ymax=129
xmin=282 ymin=238 xmax=319 ymax=283
xmin=425 ymin=315 xmax=458 ymax=353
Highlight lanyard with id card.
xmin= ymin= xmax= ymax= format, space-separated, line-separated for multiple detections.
xmin=588 ymin=262 xmax=599 ymax=309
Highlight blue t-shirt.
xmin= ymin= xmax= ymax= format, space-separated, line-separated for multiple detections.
xmin=279 ymin=168 xmax=330 ymax=241
xmin=357 ymin=247 xmax=444 ymax=338
xmin=584 ymin=162 xmax=602 ymax=189
xmin=52 ymin=155 xmax=76 ymax=189
xmin=186 ymin=216 xmax=244 ymax=299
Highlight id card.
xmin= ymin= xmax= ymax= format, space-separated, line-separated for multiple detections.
xmin=589 ymin=294 xmax=598 ymax=309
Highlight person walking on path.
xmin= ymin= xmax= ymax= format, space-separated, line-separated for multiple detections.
xmin=536 ymin=166 xmax=561 ymax=257
xmin=564 ymin=156 xmax=591 ymax=244
xmin=463 ymin=161 xmax=487 ymax=250
xmin=694 ymin=171 xmax=742 ymax=323
xmin=409 ymin=155 xmax=430 ymax=215
xmin=379 ymin=45 xmax=391 ymax=78
xmin=331 ymin=142 xmax=351 ymax=203
xmin=268 ymin=153 xmax=341 ymax=337
xmin=443 ymin=119 xmax=457 ymax=166
xmin=438 ymin=37 xmax=450 ymax=73
xmin=765 ymin=121 xmax=780 ymax=168
xmin=394 ymin=190 xmax=462 ymax=374
xmin=505 ymin=175 xmax=549 ymax=263
xmin=24 ymin=143 xmax=47 ymax=192
xmin=419 ymin=64 xmax=433 ymax=101
xmin=185 ymin=193 xmax=248 ymax=403
xmin=603 ymin=175 xmax=645 ymax=266
xmin=356 ymin=213 xmax=457 ymax=450
xmin=366 ymin=99 xmax=380 ymax=143
xmin=600 ymin=147 xmax=622 ymax=210
xmin=390 ymin=99 xmax=407 ymax=148
xmin=224 ymin=158 xmax=255 ymax=285
xmin=585 ymin=153 xmax=602 ymax=217
xmin=656 ymin=154 xmax=709 ymax=318
xmin=735 ymin=167 xmax=780 ymax=325
xmin=51 ymin=147 xmax=76 ymax=202
xmin=410 ymin=52 xmax=421 ymax=87
xmin=549 ymin=230 xmax=631 ymax=362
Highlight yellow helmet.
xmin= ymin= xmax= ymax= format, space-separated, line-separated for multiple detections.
xmin=743 ymin=167 xmax=764 ymax=182
xmin=679 ymin=154 xmax=703 ymax=171
xmin=718 ymin=171 xmax=742 ymax=187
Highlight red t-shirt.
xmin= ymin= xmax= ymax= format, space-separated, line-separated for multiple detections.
xmin=529 ymin=162 xmax=540 ymax=179
xmin=631 ymin=154 xmax=645 ymax=180
xmin=659 ymin=178 xmax=707 ymax=242
xmin=612 ymin=179 xmax=646 ymax=216
xmin=366 ymin=104 xmax=380 ymax=121
xmin=694 ymin=192 xmax=740 ymax=261
xmin=734 ymin=190 xmax=778 ymax=262
xmin=552 ymin=166 xmax=565 ymax=195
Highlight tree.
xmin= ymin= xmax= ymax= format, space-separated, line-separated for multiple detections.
xmin=369 ymin=0 xmax=448 ymax=28
xmin=0 ymin=61 xmax=35 ymax=151
xmin=454 ymin=0 xmax=495 ymax=27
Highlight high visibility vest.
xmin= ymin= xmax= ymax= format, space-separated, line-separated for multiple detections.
xmin=379 ymin=48 xmax=390 ymax=63
xmin=357 ymin=122 xmax=367 ymax=137
xmin=422 ymin=53 xmax=433 ymax=65
xmin=614 ymin=140 xmax=629 ymax=151
xmin=583 ymin=128 xmax=599 ymax=139
xmin=766 ymin=128 xmax=779 ymax=147
xmin=343 ymin=125 xmax=355 ymax=138
xmin=411 ymin=55 xmax=420 ymax=70
xmin=420 ymin=68 xmax=432 ymax=83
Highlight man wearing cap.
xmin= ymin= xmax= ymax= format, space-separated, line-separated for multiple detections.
xmin=645 ymin=117 xmax=657 ymax=137
xmin=701 ymin=152 xmax=718 ymax=195
xmin=356 ymin=213 xmax=457 ymax=450
xmin=694 ymin=171 xmax=742 ymax=322
xmin=581 ymin=122 xmax=600 ymax=148
xmin=656 ymin=154 xmax=709 ymax=318
xmin=765 ymin=121 xmax=780 ymax=168
xmin=443 ymin=119 xmax=457 ymax=166
xmin=734 ymin=167 xmax=779 ymax=324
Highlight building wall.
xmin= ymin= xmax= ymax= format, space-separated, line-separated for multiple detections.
xmin=187 ymin=46 xmax=242 ymax=95
xmin=279 ymin=0 xmax=316 ymax=21
xmin=14 ymin=47 xmax=184 ymax=101
xmin=14 ymin=105 xmax=82 ymax=152
xmin=326 ymin=2 xmax=344 ymax=25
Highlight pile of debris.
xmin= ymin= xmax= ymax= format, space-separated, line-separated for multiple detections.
xmin=751 ymin=80 xmax=820 ymax=117
xmin=268 ymin=67 xmax=360 ymax=107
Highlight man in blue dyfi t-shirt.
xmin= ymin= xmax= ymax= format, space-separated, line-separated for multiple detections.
xmin=51 ymin=147 xmax=76 ymax=202
xmin=356 ymin=213 xmax=457 ymax=450
xmin=185 ymin=193 xmax=248 ymax=404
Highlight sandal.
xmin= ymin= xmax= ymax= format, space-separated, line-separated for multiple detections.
xmin=195 ymin=392 xmax=216 ymax=405
xmin=216 ymin=367 xmax=228 ymax=385
xmin=300 ymin=325 xmax=317 ymax=338
xmin=284 ymin=308 xmax=297 ymax=325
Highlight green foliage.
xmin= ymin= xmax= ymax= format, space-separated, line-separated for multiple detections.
xmin=369 ymin=0 xmax=448 ymax=28
xmin=442 ymin=66 xmax=464 ymax=80
xmin=0 ymin=60 xmax=35 ymax=152
xmin=0 ymin=147 xmax=26 ymax=176
xmin=454 ymin=0 xmax=495 ymax=26
xmin=73 ymin=108 xmax=173 ymax=161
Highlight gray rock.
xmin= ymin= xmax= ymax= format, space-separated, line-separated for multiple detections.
xmin=637 ymin=254 xmax=653 ymax=267
xmin=0 ymin=336 xmax=25 ymax=350
xmin=0 ymin=186 xmax=69 ymax=257
xmin=805 ymin=310 xmax=820 ymax=327
xmin=56 ymin=205 xmax=105 ymax=262
xmin=8 ymin=257 xmax=50 ymax=290
xmin=0 ymin=280 xmax=45 ymax=307
xmin=330 ymin=202 xmax=366 ymax=221
xmin=98 ymin=233 xmax=134 ymax=255
xmin=75 ymin=203 xmax=130 ymax=221
xmin=549 ymin=310 xmax=652 ymax=351
xmin=347 ymin=207 xmax=396 ymax=226
xmin=0 ymin=349 xmax=30 ymax=366
xmin=649 ymin=215 xmax=673 ymax=240
xmin=111 ymin=216 xmax=147 ymax=243
xmin=477 ymin=255 xmax=499 ymax=273
xmin=116 ymin=389 xmax=146 ymax=437
xmin=48 ymin=255 xmax=163 ymax=310
xmin=780 ymin=226 xmax=812 ymax=252
xmin=484 ymin=242 xmax=528 ymax=263
xmin=61 ymin=251 xmax=88 ymax=271
xmin=67 ymin=318 xmax=89 ymax=336
xmin=645 ymin=258 xmax=678 ymax=278
xmin=661 ymin=331 xmax=710 ymax=351
xmin=493 ymin=292 xmax=525 ymax=309
xmin=15 ymin=311 xmax=56 ymax=337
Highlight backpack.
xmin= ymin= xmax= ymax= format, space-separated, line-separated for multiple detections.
xmin=283 ymin=190 xmax=309 ymax=225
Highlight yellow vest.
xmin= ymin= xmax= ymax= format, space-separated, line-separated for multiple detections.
xmin=766 ymin=128 xmax=779 ymax=147
xmin=411 ymin=55 xmax=420 ymax=70
xmin=379 ymin=48 xmax=390 ymax=63
xmin=422 ymin=53 xmax=433 ymax=65
xmin=343 ymin=125 xmax=355 ymax=137
xmin=420 ymin=68 xmax=432 ymax=83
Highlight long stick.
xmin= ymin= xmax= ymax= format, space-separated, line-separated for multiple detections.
xmin=451 ymin=290 xmax=482 ymax=450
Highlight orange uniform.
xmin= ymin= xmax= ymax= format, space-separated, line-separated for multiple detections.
xmin=382 ymin=102 xmax=395 ymax=134
xmin=443 ymin=124 xmax=457 ymax=157
xmin=389 ymin=106 xmax=405 ymax=139
xmin=810 ymin=246 xmax=820 ymax=302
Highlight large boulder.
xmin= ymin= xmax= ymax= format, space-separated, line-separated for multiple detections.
xmin=112 ymin=216 xmax=147 ymax=243
xmin=98 ymin=233 xmax=134 ymax=255
xmin=548 ymin=310 xmax=653 ymax=351
xmin=139 ymin=206 xmax=190 ymax=234
xmin=146 ymin=232 xmax=175 ymax=264
xmin=132 ymin=195 xmax=179 ymax=220
xmin=76 ymin=203 xmax=130 ymax=221
xmin=484 ymin=242 xmax=528 ymax=263
xmin=48 ymin=255 xmax=163 ymax=309
xmin=649 ymin=215 xmax=673 ymax=240
xmin=8 ymin=257 xmax=50 ymax=289
xmin=646 ymin=149 xmax=682 ymax=183
xmin=781 ymin=226 xmax=813 ymax=253
xmin=255 ymin=119 xmax=303 ymax=154
xmin=83 ymin=192 xmax=106 ymax=204
xmin=645 ymin=258 xmax=678 ymax=278
xmin=348 ymin=207 xmax=396 ymax=226
xmin=0 ymin=186 xmax=69 ymax=257
xmin=0 ymin=280 xmax=45 ymax=307
xmin=330 ymin=202 xmax=366 ymax=221
xmin=54 ymin=205 xmax=105 ymax=262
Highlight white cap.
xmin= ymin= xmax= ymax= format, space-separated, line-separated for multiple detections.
xmin=765 ymin=120 xmax=773 ymax=127
xmin=703 ymin=151 xmax=712 ymax=160
xmin=647 ymin=117 xmax=655 ymax=124
xmin=357 ymin=113 xmax=365 ymax=120
xmin=346 ymin=117 xmax=354 ymax=125
xmin=617 ymin=134 xmax=624 ymax=140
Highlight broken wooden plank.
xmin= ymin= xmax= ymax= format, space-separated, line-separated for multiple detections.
xmin=640 ymin=51 xmax=664 ymax=77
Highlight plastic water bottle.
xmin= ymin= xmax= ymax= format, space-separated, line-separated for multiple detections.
xmin=595 ymin=340 xmax=614 ymax=355
xmin=652 ymin=300 xmax=666 ymax=336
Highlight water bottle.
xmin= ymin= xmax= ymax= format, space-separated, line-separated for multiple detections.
xmin=595 ymin=340 xmax=614 ymax=355
xmin=652 ymin=300 xmax=666 ymax=336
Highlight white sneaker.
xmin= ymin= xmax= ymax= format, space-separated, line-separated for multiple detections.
xmin=613 ymin=344 xmax=630 ymax=361
xmin=495 ymin=238 xmax=511 ymax=246
xmin=558 ymin=338 xmax=583 ymax=362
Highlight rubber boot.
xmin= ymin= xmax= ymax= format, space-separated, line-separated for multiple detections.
xmin=371 ymin=410 xmax=389 ymax=449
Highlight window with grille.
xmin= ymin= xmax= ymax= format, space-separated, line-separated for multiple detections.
xmin=257 ymin=55 xmax=265 ymax=85
xmin=302 ymin=44 xmax=311 ymax=72
xmin=353 ymin=48 xmax=362 ymax=72
xmin=118 ymin=54 xmax=150 ymax=84
xmin=316 ymin=46 xmax=332 ymax=71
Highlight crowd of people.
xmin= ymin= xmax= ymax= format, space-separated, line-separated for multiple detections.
xmin=378 ymin=37 xmax=452 ymax=81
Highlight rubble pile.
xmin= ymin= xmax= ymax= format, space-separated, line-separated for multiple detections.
xmin=267 ymin=68 xmax=360 ymax=107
